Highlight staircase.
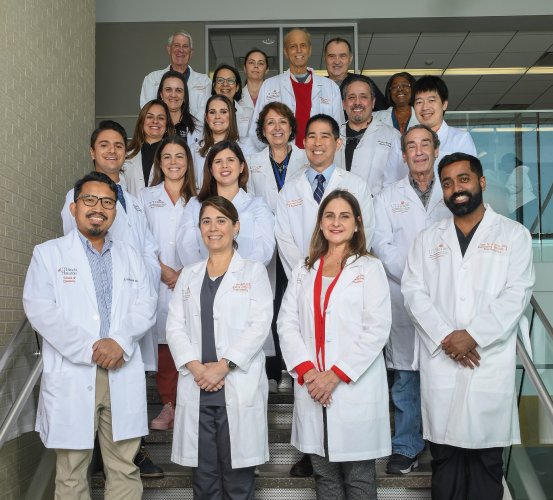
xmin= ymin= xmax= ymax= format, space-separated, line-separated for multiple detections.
xmin=92 ymin=372 xmax=432 ymax=499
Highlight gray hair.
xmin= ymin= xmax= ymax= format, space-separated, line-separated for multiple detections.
xmin=167 ymin=31 xmax=193 ymax=48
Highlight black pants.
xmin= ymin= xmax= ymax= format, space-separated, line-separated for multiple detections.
xmin=265 ymin=251 xmax=287 ymax=382
xmin=429 ymin=442 xmax=504 ymax=500
xmin=193 ymin=406 xmax=255 ymax=500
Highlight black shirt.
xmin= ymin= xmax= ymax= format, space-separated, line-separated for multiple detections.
xmin=141 ymin=141 xmax=161 ymax=187
xmin=455 ymin=220 xmax=482 ymax=257
xmin=345 ymin=124 xmax=367 ymax=171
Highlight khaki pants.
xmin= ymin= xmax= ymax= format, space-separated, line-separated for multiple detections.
xmin=54 ymin=367 xmax=142 ymax=500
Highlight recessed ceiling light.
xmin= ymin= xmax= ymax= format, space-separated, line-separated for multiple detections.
xmin=262 ymin=38 xmax=275 ymax=45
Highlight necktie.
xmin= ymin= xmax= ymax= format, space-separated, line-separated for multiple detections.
xmin=313 ymin=174 xmax=325 ymax=204
xmin=116 ymin=184 xmax=127 ymax=213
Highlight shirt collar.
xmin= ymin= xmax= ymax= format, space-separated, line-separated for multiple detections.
xmin=77 ymin=229 xmax=113 ymax=256
xmin=305 ymin=164 xmax=336 ymax=185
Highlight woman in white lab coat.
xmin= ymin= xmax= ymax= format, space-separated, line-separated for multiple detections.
xmin=373 ymin=72 xmax=418 ymax=134
xmin=123 ymin=99 xmax=172 ymax=197
xmin=239 ymin=49 xmax=270 ymax=112
xmin=156 ymin=70 xmax=201 ymax=146
xmin=192 ymin=94 xmax=240 ymax=189
xmin=211 ymin=64 xmax=252 ymax=143
xmin=139 ymin=135 xmax=197 ymax=431
xmin=177 ymin=139 xmax=275 ymax=268
xmin=166 ymin=196 xmax=273 ymax=498
xmin=247 ymin=101 xmax=308 ymax=389
xmin=277 ymin=190 xmax=392 ymax=500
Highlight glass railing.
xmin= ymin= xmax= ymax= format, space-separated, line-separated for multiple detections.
xmin=504 ymin=296 xmax=553 ymax=499
xmin=0 ymin=319 xmax=54 ymax=499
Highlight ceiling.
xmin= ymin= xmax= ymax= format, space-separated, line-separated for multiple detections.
xmin=209 ymin=28 xmax=553 ymax=110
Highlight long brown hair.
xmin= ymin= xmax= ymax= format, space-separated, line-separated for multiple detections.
xmin=197 ymin=140 xmax=249 ymax=202
xmin=127 ymin=99 xmax=174 ymax=159
xmin=306 ymin=190 xmax=370 ymax=270
xmin=198 ymin=95 xmax=239 ymax=157
xmin=150 ymin=135 xmax=197 ymax=203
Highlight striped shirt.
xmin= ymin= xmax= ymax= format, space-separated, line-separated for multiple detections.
xmin=78 ymin=231 xmax=113 ymax=339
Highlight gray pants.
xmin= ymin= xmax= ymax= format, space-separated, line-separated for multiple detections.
xmin=193 ymin=405 xmax=256 ymax=500
xmin=310 ymin=408 xmax=377 ymax=500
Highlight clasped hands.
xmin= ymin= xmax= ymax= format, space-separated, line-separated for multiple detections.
xmin=303 ymin=368 xmax=340 ymax=407
xmin=441 ymin=329 xmax=481 ymax=369
xmin=92 ymin=338 xmax=125 ymax=370
xmin=186 ymin=360 xmax=229 ymax=392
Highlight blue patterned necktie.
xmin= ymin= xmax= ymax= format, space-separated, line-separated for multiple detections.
xmin=115 ymin=184 xmax=127 ymax=213
xmin=313 ymin=174 xmax=325 ymax=204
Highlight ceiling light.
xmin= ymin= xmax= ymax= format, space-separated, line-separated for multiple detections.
xmin=262 ymin=38 xmax=275 ymax=45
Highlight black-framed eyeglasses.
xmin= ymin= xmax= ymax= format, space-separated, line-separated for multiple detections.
xmin=77 ymin=194 xmax=117 ymax=210
xmin=215 ymin=77 xmax=237 ymax=86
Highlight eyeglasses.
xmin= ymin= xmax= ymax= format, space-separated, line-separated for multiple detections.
xmin=390 ymin=84 xmax=411 ymax=91
xmin=77 ymin=194 xmax=117 ymax=210
xmin=215 ymin=77 xmax=237 ymax=86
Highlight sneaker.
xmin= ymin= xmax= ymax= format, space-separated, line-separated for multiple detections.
xmin=386 ymin=453 xmax=419 ymax=474
xmin=150 ymin=402 xmax=175 ymax=430
xmin=290 ymin=454 xmax=313 ymax=477
xmin=134 ymin=446 xmax=164 ymax=478
xmin=268 ymin=379 xmax=279 ymax=394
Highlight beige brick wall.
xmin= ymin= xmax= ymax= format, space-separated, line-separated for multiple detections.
xmin=0 ymin=1 xmax=95 ymax=498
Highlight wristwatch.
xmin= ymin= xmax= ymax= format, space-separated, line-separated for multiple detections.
xmin=225 ymin=358 xmax=237 ymax=371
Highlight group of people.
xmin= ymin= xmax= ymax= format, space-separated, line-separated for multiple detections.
xmin=21 ymin=25 xmax=535 ymax=500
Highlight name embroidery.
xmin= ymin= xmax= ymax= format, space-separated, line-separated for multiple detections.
xmin=320 ymin=96 xmax=330 ymax=105
xmin=429 ymin=243 xmax=449 ymax=260
xmin=478 ymin=243 xmax=508 ymax=254
xmin=287 ymin=198 xmax=304 ymax=208
xmin=391 ymin=201 xmax=410 ymax=213
xmin=233 ymin=282 xmax=251 ymax=292
xmin=149 ymin=199 xmax=166 ymax=209
xmin=183 ymin=287 xmax=191 ymax=300
xmin=267 ymin=89 xmax=280 ymax=100
xmin=353 ymin=274 xmax=365 ymax=284
xmin=133 ymin=203 xmax=143 ymax=213
xmin=58 ymin=266 xmax=77 ymax=284
xmin=250 ymin=165 xmax=263 ymax=173
xmin=377 ymin=140 xmax=392 ymax=148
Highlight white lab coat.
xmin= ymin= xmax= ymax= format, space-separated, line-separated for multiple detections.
xmin=122 ymin=152 xmax=154 ymax=198
xmin=246 ymin=70 xmax=343 ymax=152
xmin=139 ymin=183 xmax=187 ymax=344
xmin=239 ymin=84 xmax=256 ymax=112
xmin=22 ymin=230 xmax=157 ymax=449
xmin=166 ymin=252 xmax=272 ymax=467
xmin=275 ymin=167 xmax=375 ymax=280
xmin=336 ymin=120 xmax=401 ymax=196
xmin=61 ymin=188 xmax=161 ymax=370
xmin=385 ymin=120 xmax=477 ymax=185
xmin=506 ymin=165 xmax=536 ymax=213
xmin=372 ymin=106 xmax=419 ymax=130
xmin=140 ymin=65 xmax=212 ymax=121
xmin=372 ymin=176 xmax=451 ymax=370
xmin=235 ymin=100 xmax=253 ymax=144
xmin=176 ymin=189 xmax=275 ymax=268
xmin=277 ymin=256 xmax=392 ymax=461
xmin=401 ymin=206 xmax=535 ymax=448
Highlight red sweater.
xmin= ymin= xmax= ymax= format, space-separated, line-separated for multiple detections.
xmin=291 ymin=75 xmax=313 ymax=149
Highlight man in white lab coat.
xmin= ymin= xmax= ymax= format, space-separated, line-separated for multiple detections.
xmin=140 ymin=31 xmax=211 ymax=121
xmin=385 ymin=75 xmax=477 ymax=186
xmin=60 ymin=120 xmax=163 ymax=478
xmin=23 ymin=172 xmax=157 ymax=500
xmin=402 ymin=152 xmax=535 ymax=500
xmin=372 ymin=124 xmax=451 ymax=475
xmin=336 ymin=74 xmax=400 ymax=195
xmin=247 ymin=28 xmax=342 ymax=152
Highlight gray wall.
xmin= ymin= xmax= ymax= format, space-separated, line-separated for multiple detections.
xmin=96 ymin=22 xmax=207 ymax=134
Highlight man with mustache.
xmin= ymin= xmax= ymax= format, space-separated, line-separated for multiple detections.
xmin=402 ymin=152 xmax=535 ymax=500
xmin=24 ymin=171 xmax=157 ymax=499
xmin=336 ymin=74 xmax=400 ymax=195
xmin=61 ymin=120 xmax=164 ymax=478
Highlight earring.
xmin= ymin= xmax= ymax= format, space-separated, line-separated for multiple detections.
xmin=233 ymin=233 xmax=238 ymax=240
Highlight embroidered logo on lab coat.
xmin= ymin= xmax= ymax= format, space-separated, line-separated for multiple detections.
xmin=232 ymin=282 xmax=251 ymax=292
xmin=183 ymin=287 xmax=191 ymax=301
xmin=352 ymin=274 xmax=365 ymax=284
xmin=287 ymin=198 xmax=303 ymax=208
xmin=319 ymin=96 xmax=330 ymax=105
xmin=429 ymin=243 xmax=449 ymax=260
xmin=477 ymin=243 xmax=508 ymax=254
xmin=133 ymin=203 xmax=143 ymax=213
xmin=250 ymin=164 xmax=263 ymax=174
xmin=149 ymin=199 xmax=166 ymax=209
xmin=377 ymin=140 xmax=392 ymax=148
xmin=391 ymin=200 xmax=410 ymax=213
xmin=58 ymin=266 xmax=77 ymax=284
xmin=267 ymin=89 xmax=280 ymax=100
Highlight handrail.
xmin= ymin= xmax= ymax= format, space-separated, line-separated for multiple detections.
xmin=516 ymin=336 xmax=553 ymax=425
xmin=0 ymin=356 xmax=43 ymax=448
xmin=0 ymin=317 xmax=31 ymax=374
xmin=530 ymin=295 xmax=553 ymax=343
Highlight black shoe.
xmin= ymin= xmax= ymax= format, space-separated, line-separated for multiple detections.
xmin=134 ymin=446 xmax=164 ymax=478
xmin=290 ymin=454 xmax=313 ymax=477
xmin=386 ymin=453 xmax=419 ymax=474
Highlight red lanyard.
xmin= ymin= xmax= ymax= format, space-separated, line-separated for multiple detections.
xmin=313 ymin=256 xmax=342 ymax=372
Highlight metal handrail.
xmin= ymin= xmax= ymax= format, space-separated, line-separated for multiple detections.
xmin=0 ymin=317 xmax=30 ymax=374
xmin=530 ymin=295 xmax=553 ymax=342
xmin=0 ymin=356 xmax=43 ymax=448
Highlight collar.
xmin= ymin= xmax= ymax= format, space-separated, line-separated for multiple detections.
xmin=77 ymin=229 xmax=113 ymax=255
xmin=305 ymin=164 xmax=336 ymax=185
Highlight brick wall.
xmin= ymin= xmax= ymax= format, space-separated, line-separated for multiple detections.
xmin=0 ymin=1 xmax=95 ymax=498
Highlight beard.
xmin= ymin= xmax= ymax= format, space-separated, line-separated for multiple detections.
xmin=444 ymin=188 xmax=483 ymax=216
